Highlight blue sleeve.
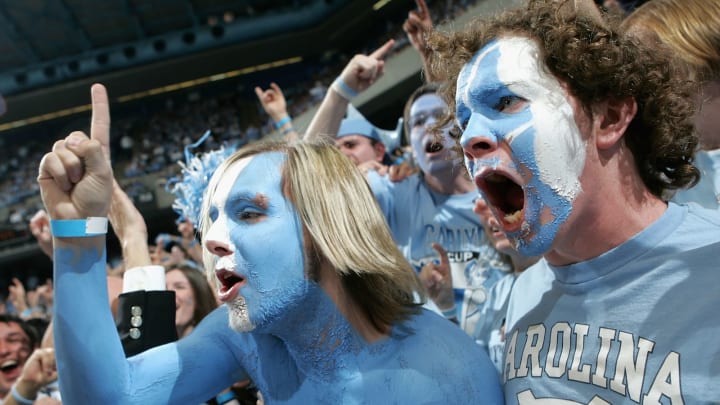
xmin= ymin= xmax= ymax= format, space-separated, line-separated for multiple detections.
xmin=53 ymin=244 xmax=247 ymax=404
xmin=366 ymin=170 xmax=394 ymax=218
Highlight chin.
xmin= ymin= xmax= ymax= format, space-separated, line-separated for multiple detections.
xmin=227 ymin=298 xmax=256 ymax=332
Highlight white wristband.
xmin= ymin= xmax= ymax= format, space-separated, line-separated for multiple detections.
xmin=330 ymin=77 xmax=359 ymax=101
xmin=50 ymin=217 xmax=108 ymax=237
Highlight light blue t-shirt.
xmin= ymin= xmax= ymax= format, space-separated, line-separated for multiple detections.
xmin=473 ymin=272 xmax=517 ymax=375
xmin=672 ymin=149 xmax=720 ymax=210
xmin=502 ymin=203 xmax=720 ymax=404
xmin=367 ymin=171 xmax=510 ymax=334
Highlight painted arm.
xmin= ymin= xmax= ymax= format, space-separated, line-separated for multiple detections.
xmin=304 ymin=40 xmax=395 ymax=143
xmin=39 ymin=84 xmax=248 ymax=404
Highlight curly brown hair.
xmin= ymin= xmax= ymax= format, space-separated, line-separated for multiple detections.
xmin=427 ymin=0 xmax=699 ymax=198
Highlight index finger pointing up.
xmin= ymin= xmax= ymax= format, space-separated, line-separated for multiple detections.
xmin=370 ymin=39 xmax=395 ymax=61
xmin=415 ymin=0 xmax=429 ymax=17
xmin=90 ymin=83 xmax=111 ymax=163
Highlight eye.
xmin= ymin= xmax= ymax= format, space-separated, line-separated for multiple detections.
xmin=494 ymin=95 xmax=526 ymax=113
xmin=238 ymin=210 xmax=264 ymax=222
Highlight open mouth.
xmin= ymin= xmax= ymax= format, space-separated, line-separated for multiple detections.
xmin=215 ymin=269 xmax=246 ymax=297
xmin=476 ymin=172 xmax=525 ymax=231
xmin=0 ymin=360 xmax=19 ymax=377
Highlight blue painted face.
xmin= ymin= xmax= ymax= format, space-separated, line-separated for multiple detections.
xmin=205 ymin=152 xmax=309 ymax=332
xmin=456 ymin=37 xmax=587 ymax=256
xmin=408 ymin=93 xmax=462 ymax=175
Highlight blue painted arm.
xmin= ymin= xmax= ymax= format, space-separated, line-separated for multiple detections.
xmin=53 ymin=243 xmax=247 ymax=404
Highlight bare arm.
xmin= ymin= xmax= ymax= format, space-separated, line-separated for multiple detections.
xmin=305 ymin=40 xmax=395 ymax=142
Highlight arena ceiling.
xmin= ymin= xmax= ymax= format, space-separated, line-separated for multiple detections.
xmin=0 ymin=0 xmax=401 ymax=124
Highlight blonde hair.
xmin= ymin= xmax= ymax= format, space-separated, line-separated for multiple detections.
xmin=622 ymin=0 xmax=720 ymax=83
xmin=200 ymin=140 xmax=424 ymax=333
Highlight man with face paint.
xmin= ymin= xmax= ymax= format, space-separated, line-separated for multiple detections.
xmin=428 ymin=0 xmax=720 ymax=403
xmin=305 ymin=37 xmax=510 ymax=339
xmin=38 ymin=84 xmax=503 ymax=404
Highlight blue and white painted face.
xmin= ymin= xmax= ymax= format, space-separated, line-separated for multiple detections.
xmin=408 ymin=93 xmax=462 ymax=175
xmin=205 ymin=152 xmax=309 ymax=332
xmin=456 ymin=36 xmax=587 ymax=256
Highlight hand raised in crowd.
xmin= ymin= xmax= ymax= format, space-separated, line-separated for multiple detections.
xmin=37 ymin=83 xmax=113 ymax=222
xmin=29 ymin=210 xmax=53 ymax=259
xmin=337 ymin=39 xmax=395 ymax=95
xmin=11 ymin=348 xmax=58 ymax=404
xmin=109 ymin=179 xmax=152 ymax=269
xmin=403 ymin=0 xmax=433 ymax=58
xmin=254 ymin=82 xmax=288 ymax=123
xmin=8 ymin=278 xmax=28 ymax=315
xmin=419 ymin=243 xmax=455 ymax=312
xmin=402 ymin=0 xmax=437 ymax=83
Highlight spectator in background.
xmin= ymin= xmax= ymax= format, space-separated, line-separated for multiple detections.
xmin=471 ymin=198 xmax=540 ymax=375
xmin=0 ymin=314 xmax=35 ymax=398
xmin=305 ymin=37 xmax=510 ymax=335
xmin=621 ymin=0 xmax=720 ymax=210
xmin=335 ymin=117 xmax=393 ymax=167
xmin=165 ymin=264 xmax=218 ymax=339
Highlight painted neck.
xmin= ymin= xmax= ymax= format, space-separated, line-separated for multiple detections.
xmin=265 ymin=265 xmax=382 ymax=381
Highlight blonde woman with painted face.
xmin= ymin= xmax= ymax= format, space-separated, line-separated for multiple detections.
xmin=622 ymin=0 xmax=720 ymax=210
xmin=38 ymin=84 xmax=503 ymax=404
xmin=427 ymin=0 xmax=720 ymax=403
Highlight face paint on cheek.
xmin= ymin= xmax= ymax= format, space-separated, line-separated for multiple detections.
xmin=221 ymin=153 xmax=310 ymax=332
xmin=498 ymin=37 xmax=586 ymax=256
xmin=458 ymin=37 xmax=587 ymax=256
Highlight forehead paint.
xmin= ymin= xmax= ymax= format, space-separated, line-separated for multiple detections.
xmin=456 ymin=37 xmax=587 ymax=256
xmin=207 ymin=152 xmax=309 ymax=332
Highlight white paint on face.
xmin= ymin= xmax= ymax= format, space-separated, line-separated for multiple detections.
xmin=409 ymin=93 xmax=461 ymax=174
xmin=456 ymin=36 xmax=588 ymax=256
xmin=496 ymin=37 xmax=586 ymax=200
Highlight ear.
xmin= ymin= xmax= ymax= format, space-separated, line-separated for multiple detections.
xmin=594 ymin=97 xmax=637 ymax=150
xmin=373 ymin=142 xmax=387 ymax=162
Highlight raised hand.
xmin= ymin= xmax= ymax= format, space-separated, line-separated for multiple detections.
xmin=254 ymin=82 xmax=288 ymax=122
xmin=403 ymin=0 xmax=433 ymax=57
xmin=13 ymin=348 xmax=58 ymax=402
xmin=29 ymin=210 xmax=53 ymax=259
xmin=418 ymin=242 xmax=455 ymax=311
xmin=37 ymin=84 xmax=113 ymax=221
xmin=337 ymin=39 xmax=395 ymax=95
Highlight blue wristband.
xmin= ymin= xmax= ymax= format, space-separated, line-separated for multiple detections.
xmin=331 ymin=77 xmax=359 ymax=101
xmin=273 ymin=116 xmax=291 ymax=129
xmin=50 ymin=217 xmax=108 ymax=237
xmin=11 ymin=384 xmax=36 ymax=405
xmin=215 ymin=390 xmax=236 ymax=404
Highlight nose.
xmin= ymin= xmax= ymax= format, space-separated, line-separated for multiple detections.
xmin=204 ymin=221 xmax=233 ymax=257
xmin=462 ymin=134 xmax=498 ymax=161
xmin=205 ymin=239 xmax=233 ymax=257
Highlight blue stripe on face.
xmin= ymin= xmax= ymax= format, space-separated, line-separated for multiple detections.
xmin=455 ymin=38 xmax=576 ymax=256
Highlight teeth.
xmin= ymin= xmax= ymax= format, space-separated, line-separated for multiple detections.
xmin=504 ymin=209 xmax=523 ymax=224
